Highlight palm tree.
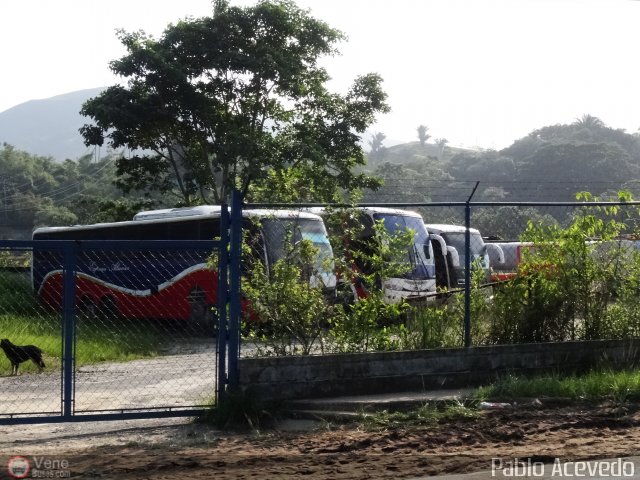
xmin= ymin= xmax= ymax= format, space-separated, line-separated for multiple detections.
xmin=574 ymin=114 xmax=605 ymax=129
xmin=417 ymin=125 xmax=430 ymax=147
xmin=434 ymin=138 xmax=448 ymax=159
xmin=368 ymin=132 xmax=387 ymax=166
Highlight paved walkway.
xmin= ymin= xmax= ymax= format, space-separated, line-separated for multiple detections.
xmin=287 ymin=388 xmax=475 ymax=413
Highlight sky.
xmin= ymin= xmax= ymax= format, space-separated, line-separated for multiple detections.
xmin=2 ymin=0 xmax=640 ymax=150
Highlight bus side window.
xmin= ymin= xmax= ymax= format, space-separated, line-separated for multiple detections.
xmin=140 ymin=223 xmax=169 ymax=240
xmin=169 ymin=220 xmax=199 ymax=240
xmin=198 ymin=219 xmax=220 ymax=240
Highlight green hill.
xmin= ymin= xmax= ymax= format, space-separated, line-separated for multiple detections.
xmin=0 ymin=88 xmax=106 ymax=161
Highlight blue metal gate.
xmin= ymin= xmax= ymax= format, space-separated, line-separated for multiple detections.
xmin=0 ymin=195 xmax=243 ymax=425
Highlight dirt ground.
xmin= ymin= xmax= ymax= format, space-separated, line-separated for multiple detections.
xmin=2 ymin=402 xmax=640 ymax=479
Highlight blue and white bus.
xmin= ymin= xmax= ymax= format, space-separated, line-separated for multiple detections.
xmin=308 ymin=207 xmax=437 ymax=305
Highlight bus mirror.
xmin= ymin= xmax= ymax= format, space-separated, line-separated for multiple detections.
xmin=447 ymin=246 xmax=460 ymax=268
xmin=486 ymin=243 xmax=505 ymax=266
xmin=430 ymin=234 xmax=448 ymax=258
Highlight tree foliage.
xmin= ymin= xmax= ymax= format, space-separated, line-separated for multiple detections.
xmin=367 ymin=115 xmax=640 ymax=205
xmin=242 ymin=235 xmax=340 ymax=356
xmin=0 ymin=144 xmax=138 ymax=235
xmin=81 ymin=0 xmax=389 ymax=204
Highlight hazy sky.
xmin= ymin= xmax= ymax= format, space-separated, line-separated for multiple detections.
xmin=2 ymin=0 xmax=640 ymax=149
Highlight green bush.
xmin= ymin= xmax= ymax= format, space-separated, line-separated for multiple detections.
xmin=396 ymin=303 xmax=461 ymax=350
xmin=243 ymin=236 xmax=341 ymax=355
xmin=0 ymin=270 xmax=39 ymax=316
xmin=488 ymin=191 xmax=640 ymax=344
xmin=326 ymin=218 xmax=414 ymax=353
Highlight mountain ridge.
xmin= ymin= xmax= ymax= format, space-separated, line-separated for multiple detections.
xmin=0 ymin=87 xmax=106 ymax=161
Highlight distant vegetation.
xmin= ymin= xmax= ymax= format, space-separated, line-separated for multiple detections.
xmin=2 ymin=114 xmax=640 ymax=238
xmin=1 ymin=0 xmax=637 ymax=241
xmin=368 ymin=115 xmax=640 ymax=205
xmin=0 ymin=143 xmax=154 ymax=238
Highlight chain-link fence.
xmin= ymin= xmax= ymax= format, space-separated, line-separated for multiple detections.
xmin=4 ymin=198 xmax=640 ymax=421
xmin=0 ymin=239 xmax=227 ymax=423
xmin=241 ymin=200 xmax=640 ymax=357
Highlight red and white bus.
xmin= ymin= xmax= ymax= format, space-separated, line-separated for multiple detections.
xmin=32 ymin=206 xmax=335 ymax=325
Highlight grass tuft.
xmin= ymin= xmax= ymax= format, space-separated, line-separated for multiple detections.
xmin=476 ymin=370 xmax=640 ymax=403
xmin=0 ymin=272 xmax=177 ymax=373
xmin=358 ymin=401 xmax=479 ymax=430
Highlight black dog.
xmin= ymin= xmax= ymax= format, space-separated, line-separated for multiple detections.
xmin=0 ymin=339 xmax=46 ymax=376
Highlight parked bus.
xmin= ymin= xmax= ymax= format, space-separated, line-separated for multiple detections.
xmin=485 ymin=241 xmax=533 ymax=281
xmin=32 ymin=206 xmax=335 ymax=325
xmin=308 ymin=207 xmax=437 ymax=305
xmin=424 ymin=224 xmax=503 ymax=289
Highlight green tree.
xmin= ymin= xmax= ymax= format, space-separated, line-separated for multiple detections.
xmin=242 ymin=226 xmax=342 ymax=355
xmin=361 ymin=160 xmax=452 ymax=204
xmin=472 ymin=206 xmax=557 ymax=240
xmin=326 ymin=218 xmax=414 ymax=352
xmin=0 ymin=144 xmax=150 ymax=232
xmin=80 ymin=0 xmax=389 ymax=205
xmin=489 ymin=191 xmax=640 ymax=344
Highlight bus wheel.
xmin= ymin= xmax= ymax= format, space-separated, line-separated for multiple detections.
xmin=188 ymin=288 xmax=217 ymax=336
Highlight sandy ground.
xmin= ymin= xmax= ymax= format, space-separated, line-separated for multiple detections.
xmin=2 ymin=402 xmax=640 ymax=479
xmin=0 ymin=339 xmax=218 ymax=416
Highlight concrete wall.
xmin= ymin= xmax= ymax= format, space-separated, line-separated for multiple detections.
xmin=238 ymin=339 xmax=640 ymax=400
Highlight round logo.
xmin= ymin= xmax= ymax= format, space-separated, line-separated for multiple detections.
xmin=6 ymin=456 xmax=30 ymax=479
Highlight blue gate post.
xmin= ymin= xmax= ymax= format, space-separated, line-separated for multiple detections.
xmin=227 ymin=189 xmax=243 ymax=388
xmin=62 ymin=242 xmax=77 ymax=418
xmin=217 ymin=204 xmax=230 ymax=401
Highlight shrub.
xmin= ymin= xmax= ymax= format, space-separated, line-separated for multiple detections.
xmin=488 ymin=191 xmax=640 ymax=344
xmin=242 ymin=235 xmax=341 ymax=355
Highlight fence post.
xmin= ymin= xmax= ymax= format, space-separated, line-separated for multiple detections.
xmin=61 ymin=241 xmax=77 ymax=418
xmin=464 ymin=182 xmax=479 ymax=348
xmin=227 ymin=189 xmax=243 ymax=388
xmin=217 ymin=203 xmax=230 ymax=401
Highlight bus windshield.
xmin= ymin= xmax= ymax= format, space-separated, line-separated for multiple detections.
xmin=372 ymin=213 xmax=435 ymax=280
xmin=441 ymin=232 xmax=489 ymax=269
xmin=261 ymin=217 xmax=336 ymax=288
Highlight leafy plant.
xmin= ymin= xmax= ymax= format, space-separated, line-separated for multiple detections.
xmin=395 ymin=305 xmax=456 ymax=350
xmin=242 ymin=230 xmax=341 ymax=356
xmin=476 ymin=369 xmax=640 ymax=403
xmin=80 ymin=0 xmax=389 ymax=204
xmin=326 ymin=218 xmax=414 ymax=352
xmin=358 ymin=401 xmax=478 ymax=430
xmin=488 ymin=191 xmax=640 ymax=344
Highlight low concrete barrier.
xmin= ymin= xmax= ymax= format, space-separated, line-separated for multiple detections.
xmin=238 ymin=339 xmax=640 ymax=400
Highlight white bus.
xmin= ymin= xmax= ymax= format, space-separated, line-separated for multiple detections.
xmin=425 ymin=224 xmax=504 ymax=289
xmin=308 ymin=207 xmax=437 ymax=305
